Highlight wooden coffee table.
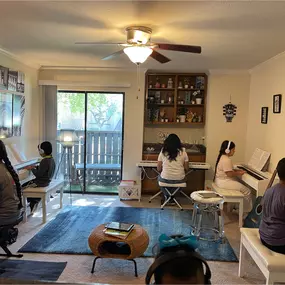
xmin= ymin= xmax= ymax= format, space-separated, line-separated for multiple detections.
xmin=88 ymin=224 xmax=149 ymax=277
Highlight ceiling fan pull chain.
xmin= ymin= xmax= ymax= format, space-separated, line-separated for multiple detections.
xmin=137 ymin=63 xmax=140 ymax=97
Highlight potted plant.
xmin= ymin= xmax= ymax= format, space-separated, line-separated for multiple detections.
xmin=178 ymin=107 xmax=188 ymax=123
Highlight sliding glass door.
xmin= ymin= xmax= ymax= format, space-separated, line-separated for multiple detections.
xmin=56 ymin=91 xmax=124 ymax=194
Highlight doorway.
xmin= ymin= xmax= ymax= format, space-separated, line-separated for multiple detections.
xmin=57 ymin=91 xmax=124 ymax=194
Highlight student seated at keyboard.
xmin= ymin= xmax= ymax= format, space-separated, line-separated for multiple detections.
xmin=259 ymin=158 xmax=285 ymax=254
xmin=23 ymin=141 xmax=55 ymax=214
xmin=0 ymin=140 xmax=23 ymax=226
xmin=214 ymin=140 xmax=252 ymax=213
xmin=157 ymin=134 xmax=189 ymax=204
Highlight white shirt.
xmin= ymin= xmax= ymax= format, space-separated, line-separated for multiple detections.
xmin=158 ymin=148 xmax=189 ymax=180
xmin=215 ymin=155 xmax=233 ymax=181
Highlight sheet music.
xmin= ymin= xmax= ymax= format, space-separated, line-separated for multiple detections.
xmin=248 ymin=148 xmax=271 ymax=171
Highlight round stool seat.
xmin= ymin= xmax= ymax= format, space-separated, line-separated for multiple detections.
xmin=191 ymin=191 xmax=224 ymax=241
xmin=191 ymin=190 xmax=224 ymax=205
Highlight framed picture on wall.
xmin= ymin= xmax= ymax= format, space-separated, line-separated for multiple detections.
xmin=0 ymin=66 xmax=9 ymax=90
xmin=273 ymin=94 xmax=282 ymax=113
xmin=261 ymin=107 xmax=268 ymax=124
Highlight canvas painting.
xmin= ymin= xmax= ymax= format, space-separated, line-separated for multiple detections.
xmin=0 ymin=66 xmax=9 ymax=90
xmin=0 ymin=93 xmax=13 ymax=137
xmin=12 ymin=94 xmax=25 ymax=136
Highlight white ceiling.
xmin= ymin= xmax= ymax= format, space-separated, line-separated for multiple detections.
xmin=1 ymin=1 xmax=285 ymax=70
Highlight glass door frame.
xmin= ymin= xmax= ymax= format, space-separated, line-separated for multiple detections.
xmin=58 ymin=90 xmax=125 ymax=194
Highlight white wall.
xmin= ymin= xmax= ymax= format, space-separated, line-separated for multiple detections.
xmin=205 ymin=73 xmax=251 ymax=182
xmin=39 ymin=69 xmax=145 ymax=180
xmin=0 ymin=52 xmax=40 ymax=158
xmin=246 ymin=53 xmax=285 ymax=172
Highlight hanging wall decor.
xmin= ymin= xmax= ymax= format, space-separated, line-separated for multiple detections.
xmin=223 ymin=99 xmax=237 ymax=122
xmin=0 ymin=66 xmax=9 ymax=90
xmin=273 ymin=94 xmax=282 ymax=114
xmin=261 ymin=107 xmax=268 ymax=124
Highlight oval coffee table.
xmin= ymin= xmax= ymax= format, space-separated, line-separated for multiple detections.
xmin=88 ymin=224 xmax=149 ymax=277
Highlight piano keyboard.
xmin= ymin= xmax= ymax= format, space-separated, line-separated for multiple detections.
xmin=237 ymin=166 xmax=265 ymax=181
xmin=137 ymin=161 xmax=210 ymax=170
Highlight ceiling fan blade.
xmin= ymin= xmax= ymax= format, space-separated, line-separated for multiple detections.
xmin=150 ymin=50 xmax=171 ymax=64
xmin=102 ymin=49 xmax=124 ymax=60
xmin=75 ymin=42 xmax=124 ymax=45
xmin=156 ymin=43 xmax=201 ymax=54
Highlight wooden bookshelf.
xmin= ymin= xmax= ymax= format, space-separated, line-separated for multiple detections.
xmin=144 ymin=72 xmax=207 ymax=126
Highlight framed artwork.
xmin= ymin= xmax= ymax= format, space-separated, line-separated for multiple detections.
xmin=273 ymin=94 xmax=282 ymax=113
xmin=0 ymin=66 xmax=9 ymax=90
xmin=8 ymin=70 xmax=18 ymax=92
xmin=16 ymin=71 xmax=25 ymax=93
xmin=261 ymin=107 xmax=268 ymax=124
xmin=0 ymin=93 xmax=13 ymax=137
xmin=12 ymin=94 xmax=25 ymax=136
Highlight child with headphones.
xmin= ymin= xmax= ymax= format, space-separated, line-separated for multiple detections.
xmin=145 ymin=234 xmax=212 ymax=284
xmin=214 ymin=140 xmax=252 ymax=213
xmin=24 ymin=141 xmax=56 ymax=213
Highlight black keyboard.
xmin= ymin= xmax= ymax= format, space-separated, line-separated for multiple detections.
xmin=237 ymin=166 xmax=264 ymax=181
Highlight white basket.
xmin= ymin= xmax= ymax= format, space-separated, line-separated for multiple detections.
xmin=118 ymin=184 xmax=141 ymax=201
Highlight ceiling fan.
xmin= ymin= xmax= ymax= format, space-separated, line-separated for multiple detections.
xmin=75 ymin=26 xmax=202 ymax=65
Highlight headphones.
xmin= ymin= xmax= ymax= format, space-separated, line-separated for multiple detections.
xmin=38 ymin=144 xmax=45 ymax=155
xmin=225 ymin=140 xmax=231 ymax=154
xmin=145 ymin=250 xmax=212 ymax=284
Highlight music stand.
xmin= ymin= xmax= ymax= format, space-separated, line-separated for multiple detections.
xmin=55 ymin=129 xmax=79 ymax=204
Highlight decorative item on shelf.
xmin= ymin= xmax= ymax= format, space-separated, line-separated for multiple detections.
xmin=178 ymin=106 xmax=188 ymax=123
xmin=184 ymin=78 xmax=189 ymax=89
xmin=190 ymin=85 xmax=194 ymax=89
xmin=165 ymin=118 xmax=169 ymax=122
xmin=196 ymin=76 xmax=205 ymax=90
xmin=149 ymin=80 xmax=153 ymax=88
xmin=160 ymin=99 xmax=165 ymax=104
xmin=176 ymin=117 xmax=180 ymax=122
xmin=155 ymin=77 xmax=160 ymax=88
xmin=159 ymin=109 xmax=165 ymax=120
xmin=168 ymin=95 xmax=172 ymax=103
xmin=167 ymin=78 xmax=173 ymax=89
xmin=158 ymin=131 xmax=169 ymax=143
xmin=155 ymin=91 xmax=161 ymax=103
xmin=178 ymin=81 xmax=183 ymax=89
xmin=161 ymin=83 xmax=166 ymax=88
xmin=185 ymin=92 xmax=191 ymax=104
xmin=261 ymin=107 xmax=268 ymax=124
xmin=187 ymin=111 xmax=194 ymax=122
xmin=223 ymin=97 xmax=237 ymax=122
xmin=196 ymin=98 xmax=202 ymax=104
xmin=273 ymin=94 xmax=282 ymax=114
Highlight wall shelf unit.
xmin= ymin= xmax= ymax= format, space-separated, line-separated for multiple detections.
xmin=145 ymin=72 xmax=207 ymax=127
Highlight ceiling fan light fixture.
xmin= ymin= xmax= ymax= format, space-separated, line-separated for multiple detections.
xmin=123 ymin=46 xmax=153 ymax=64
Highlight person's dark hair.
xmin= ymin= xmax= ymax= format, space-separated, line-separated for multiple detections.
xmin=152 ymin=235 xmax=205 ymax=284
xmin=213 ymin=140 xmax=236 ymax=181
xmin=0 ymin=140 xmax=22 ymax=209
xmin=162 ymin=134 xmax=182 ymax=161
xmin=277 ymin=158 xmax=285 ymax=181
xmin=39 ymin=141 xmax=53 ymax=155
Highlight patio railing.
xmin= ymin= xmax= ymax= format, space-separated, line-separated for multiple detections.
xmin=56 ymin=130 xmax=122 ymax=185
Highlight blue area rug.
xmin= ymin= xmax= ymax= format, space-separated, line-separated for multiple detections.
xmin=19 ymin=206 xmax=238 ymax=262
xmin=0 ymin=259 xmax=66 ymax=281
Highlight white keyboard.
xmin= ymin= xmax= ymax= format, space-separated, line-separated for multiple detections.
xmin=136 ymin=161 xmax=210 ymax=170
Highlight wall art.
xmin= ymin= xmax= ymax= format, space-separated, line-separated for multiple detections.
xmin=261 ymin=107 xmax=268 ymax=124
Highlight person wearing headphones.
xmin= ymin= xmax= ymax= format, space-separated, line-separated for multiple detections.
xmin=214 ymin=140 xmax=252 ymax=213
xmin=145 ymin=234 xmax=211 ymax=284
xmin=24 ymin=141 xmax=56 ymax=213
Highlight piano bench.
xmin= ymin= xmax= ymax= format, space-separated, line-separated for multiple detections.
xmin=212 ymin=183 xmax=244 ymax=227
xmin=22 ymin=179 xmax=64 ymax=224
xmin=239 ymin=228 xmax=285 ymax=285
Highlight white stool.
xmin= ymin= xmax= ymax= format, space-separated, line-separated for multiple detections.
xmin=190 ymin=190 xmax=224 ymax=241
xmin=212 ymin=182 xmax=244 ymax=227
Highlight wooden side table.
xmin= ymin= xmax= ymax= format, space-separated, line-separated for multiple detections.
xmin=88 ymin=224 xmax=149 ymax=277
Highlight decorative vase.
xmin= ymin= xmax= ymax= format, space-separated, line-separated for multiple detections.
xmin=179 ymin=115 xmax=186 ymax=123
